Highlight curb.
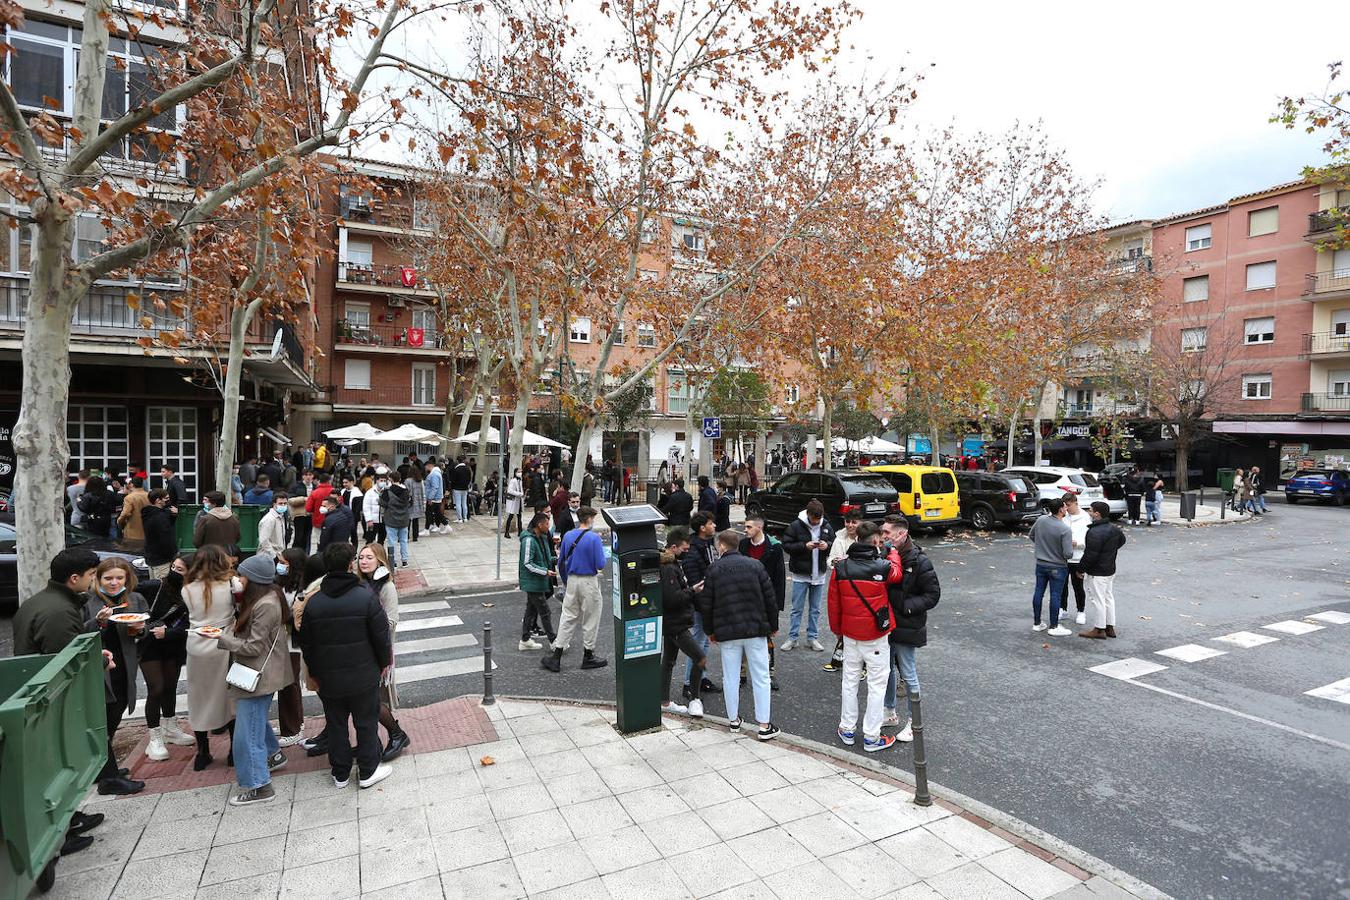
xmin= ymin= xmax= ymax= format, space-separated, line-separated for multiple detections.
xmin=493 ymin=694 xmax=1172 ymax=900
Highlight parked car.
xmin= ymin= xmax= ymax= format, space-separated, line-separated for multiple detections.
xmin=953 ymin=471 xmax=1042 ymax=530
xmin=0 ymin=517 xmax=148 ymax=613
xmin=1001 ymin=466 xmax=1127 ymax=519
xmin=1283 ymin=469 xmax=1350 ymax=506
xmin=745 ymin=469 xmax=902 ymax=534
xmin=862 ymin=464 xmax=962 ymax=530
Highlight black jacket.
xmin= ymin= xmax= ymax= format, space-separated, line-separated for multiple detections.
xmin=1123 ymin=474 xmax=1146 ymax=495
xmin=450 ymin=463 xmax=472 ymax=491
xmin=887 ymin=539 xmax=941 ymax=648
xmin=782 ymin=514 xmax=837 ymax=578
xmin=1079 ymin=520 xmax=1126 ymax=576
xmin=318 ymin=503 xmax=357 ymax=549
xmin=77 ymin=489 xmax=116 ymax=537
xmin=165 ymin=475 xmax=190 ymax=507
xmin=739 ymin=536 xmax=787 ymax=611
xmin=141 ymin=504 xmax=178 ymax=566
xmin=659 ymin=551 xmax=696 ymax=633
xmin=298 ymin=573 xmax=392 ymax=697
xmin=697 ymin=486 xmax=717 ymax=514
xmin=714 ymin=494 xmax=732 ymax=531
xmin=699 ymin=550 xmax=778 ymax=642
xmin=681 ymin=534 xmax=715 ymax=587
xmin=659 ymin=489 xmax=693 ymax=526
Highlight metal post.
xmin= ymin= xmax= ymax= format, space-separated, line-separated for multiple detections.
xmin=909 ymin=690 xmax=931 ymax=807
xmin=495 ymin=413 xmax=506 ymax=581
xmin=482 ymin=621 xmax=496 ymax=706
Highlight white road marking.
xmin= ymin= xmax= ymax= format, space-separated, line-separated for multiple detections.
xmin=1305 ymin=677 xmax=1350 ymax=705
xmin=396 ymin=655 xmax=495 ymax=684
xmin=400 ymin=600 xmax=450 ymax=614
xmin=1156 ymin=644 xmax=1227 ymax=663
xmin=1307 ymin=610 xmax=1350 ymax=625
xmin=1262 ymin=620 xmax=1325 ymax=636
xmin=397 ymin=615 xmax=466 ymax=633
xmin=395 ymin=633 xmax=479 ymax=655
xmin=1212 ymin=631 xmax=1280 ymax=649
xmin=1088 ymin=658 xmax=1169 ymax=680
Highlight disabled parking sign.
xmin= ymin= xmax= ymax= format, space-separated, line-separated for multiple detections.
xmin=702 ymin=417 xmax=721 ymax=439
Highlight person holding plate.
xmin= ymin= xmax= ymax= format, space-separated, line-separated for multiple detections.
xmin=183 ymin=546 xmax=238 ymax=771
xmin=83 ymin=558 xmax=150 ymax=795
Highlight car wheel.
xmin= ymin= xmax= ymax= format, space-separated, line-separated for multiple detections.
xmin=970 ymin=505 xmax=996 ymax=530
xmin=1285 ymin=495 xmax=1299 ymax=504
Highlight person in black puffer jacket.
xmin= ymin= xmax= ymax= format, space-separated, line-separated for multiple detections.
xmin=880 ymin=516 xmax=940 ymax=741
xmin=700 ymin=530 xmax=780 ymax=739
xmin=657 ymin=527 xmax=707 ymax=717
xmin=77 ymin=476 xmax=117 ymax=539
xmin=298 ymin=542 xmax=393 ymax=786
xmin=141 ymin=490 xmax=179 ymax=577
xmin=1078 ymin=501 xmax=1127 ymax=641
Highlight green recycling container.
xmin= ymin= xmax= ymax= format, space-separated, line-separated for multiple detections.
xmin=174 ymin=503 xmax=202 ymax=551
xmin=173 ymin=503 xmax=262 ymax=554
xmin=1217 ymin=468 xmax=1236 ymax=492
xmin=0 ymin=634 xmax=107 ymax=898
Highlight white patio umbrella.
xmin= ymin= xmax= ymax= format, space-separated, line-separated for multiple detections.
xmin=323 ymin=422 xmax=385 ymax=440
xmin=455 ymin=426 xmax=568 ymax=448
xmin=376 ymin=423 xmax=449 ymax=444
xmin=856 ymin=435 xmax=904 ymax=454
xmin=814 ymin=437 xmax=857 ymax=451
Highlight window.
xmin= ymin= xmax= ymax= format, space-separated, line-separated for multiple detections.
xmin=1333 ymin=248 xmax=1350 ymax=278
xmin=537 ymin=318 xmax=550 ymax=337
xmin=66 ymin=405 xmax=129 ymax=480
xmin=412 ymin=196 xmax=433 ymax=231
xmin=785 ymin=385 xmax=800 ymax=404
xmin=676 ymin=228 xmax=706 ymax=255
xmin=1243 ymin=316 xmax=1275 ymax=345
xmin=611 ymin=322 xmax=625 ymax=345
xmin=8 ymin=33 xmax=65 ymax=111
xmin=74 ymin=216 xmax=107 ymax=264
xmin=344 ymin=359 xmax=371 ymax=389
xmin=411 ymin=307 xmax=436 ymax=337
xmin=1181 ymin=327 xmax=1207 ymax=352
xmin=412 ymin=364 xmax=436 ymax=405
xmin=638 ymin=268 xmax=660 ymax=282
xmin=344 ymin=240 xmax=373 ymax=268
xmin=1185 ymin=223 xmax=1212 ymax=251
xmin=1123 ymin=238 xmax=1144 ymax=260
xmin=1248 ymin=206 xmax=1279 ymax=237
xmin=1333 ymin=309 xmax=1350 ymax=338
xmin=1182 ymin=275 xmax=1209 ymax=303
xmin=1245 ymin=261 xmax=1276 ymax=291
xmin=637 ymin=323 xmax=656 ymax=348
xmin=569 ymin=316 xmax=591 ymax=343
xmin=1182 ymin=379 xmax=1206 ymax=402
xmin=667 ymin=369 xmax=695 ymax=414
xmin=1330 ymin=370 xmax=1350 ymax=397
xmin=339 ymin=186 xmax=373 ymax=217
xmin=146 ymin=407 xmax=197 ymax=501
xmin=1242 ymin=374 xmax=1272 ymax=400
xmin=639 ymin=218 xmax=659 ymax=244
xmin=343 ymin=301 xmax=370 ymax=329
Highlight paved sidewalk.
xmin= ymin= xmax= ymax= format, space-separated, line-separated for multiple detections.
xmin=53 ymin=697 xmax=1162 ymax=900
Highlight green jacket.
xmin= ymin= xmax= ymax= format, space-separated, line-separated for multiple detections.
xmin=12 ymin=580 xmax=87 ymax=656
xmin=518 ymin=530 xmax=556 ymax=594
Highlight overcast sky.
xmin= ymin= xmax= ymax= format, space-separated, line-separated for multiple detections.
xmin=855 ymin=2 xmax=1338 ymax=222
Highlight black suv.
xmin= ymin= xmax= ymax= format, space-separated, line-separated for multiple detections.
xmin=953 ymin=471 xmax=1041 ymax=530
xmin=745 ymin=469 xmax=900 ymax=534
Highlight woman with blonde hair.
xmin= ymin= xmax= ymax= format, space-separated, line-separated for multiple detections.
xmin=183 ymin=545 xmax=237 ymax=770
xmin=83 ymin=557 xmax=150 ymax=794
xmin=356 ymin=542 xmax=410 ymax=760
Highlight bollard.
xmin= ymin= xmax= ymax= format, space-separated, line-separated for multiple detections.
xmin=909 ymin=690 xmax=932 ymax=807
xmin=482 ymin=621 xmax=496 ymax=706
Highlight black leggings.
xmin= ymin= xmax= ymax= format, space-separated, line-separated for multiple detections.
xmin=503 ymin=513 xmax=520 ymax=536
xmin=1065 ymin=563 xmax=1086 ymax=613
xmin=195 ymin=720 xmax=234 ymax=756
xmin=661 ymin=628 xmax=706 ymax=703
xmin=139 ymin=658 xmax=182 ymax=728
xmin=99 ymin=699 xmax=126 ymax=781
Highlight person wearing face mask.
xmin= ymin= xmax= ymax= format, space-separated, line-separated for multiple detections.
xmin=83 ymin=559 xmax=150 ymax=794
xmin=194 ymin=491 xmax=241 ymax=550
xmin=139 ymin=554 xmax=196 ymax=761
xmin=363 ymin=470 xmax=386 ymax=546
xmin=503 ymin=469 xmax=524 ymax=538
xmin=183 ymin=545 xmax=238 ymax=771
xmin=378 ymin=474 xmax=414 ymax=568
xmin=257 ymin=491 xmax=291 ymax=561
xmin=141 ymin=489 xmax=179 ymax=579
xmin=355 ymin=543 xmax=411 ymax=760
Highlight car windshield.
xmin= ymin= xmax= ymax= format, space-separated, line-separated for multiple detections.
xmin=1296 ymin=470 xmax=1335 ymax=479
xmin=839 ymin=475 xmax=900 ymax=494
xmin=1069 ymin=474 xmax=1100 ymax=488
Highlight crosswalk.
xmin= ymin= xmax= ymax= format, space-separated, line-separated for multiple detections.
xmin=127 ymin=597 xmax=488 ymax=720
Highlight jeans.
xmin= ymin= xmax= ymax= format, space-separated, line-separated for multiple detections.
xmin=321 ymin=688 xmax=382 ymax=781
xmin=684 ymin=610 xmax=712 ymax=686
xmin=718 ymin=637 xmax=771 ymax=724
xmin=452 ymin=489 xmax=469 ymax=522
xmin=1254 ymin=493 xmax=1268 ymax=513
xmin=884 ymin=644 xmax=920 ymax=720
xmin=385 ymin=526 xmax=410 ymax=566
xmin=662 ymin=628 xmax=705 ymax=703
xmin=1145 ymin=499 xmax=1162 ymax=524
xmin=839 ymin=635 xmax=890 ymax=740
xmin=233 ymin=694 xmax=280 ymax=790
xmin=788 ymin=579 xmax=826 ymax=641
xmin=1032 ymin=564 xmax=1068 ymax=626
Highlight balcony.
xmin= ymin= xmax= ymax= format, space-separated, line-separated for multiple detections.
xmin=332 ymin=384 xmax=440 ymax=412
xmin=0 ymin=279 xmax=187 ymax=336
xmin=1306 ymin=207 xmax=1347 ymax=241
xmin=334 ymin=319 xmax=454 ymax=354
xmin=1062 ymin=404 xmax=1095 ymax=418
xmin=1303 ymin=269 xmax=1350 ymax=300
xmin=1301 ymin=331 xmax=1350 ymax=358
xmin=336 ymin=262 xmax=437 ymax=295
xmin=339 ymin=199 xmax=430 ymax=234
xmin=1302 ymin=392 xmax=1350 ymax=413
xmin=1103 ymin=255 xmax=1152 ymax=275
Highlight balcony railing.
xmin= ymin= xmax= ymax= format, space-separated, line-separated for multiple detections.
xmin=1304 ymin=270 xmax=1350 ymax=296
xmin=1302 ymin=332 xmax=1350 ymax=356
xmin=334 ymin=319 xmax=452 ymax=350
xmin=1307 ymin=207 xmax=1347 ymax=235
xmin=339 ymin=199 xmax=430 ymax=232
xmin=1062 ymin=404 xmax=1095 ymax=417
xmin=337 ymin=262 xmax=437 ymax=291
xmin=0 ymin=279 xmax=187 ymax=335
xmin=1302 ymin=392 xmax=1350 ymax=413
xmin=1103 ymin=255 xmax=1152 ymax=275
xmin=333 ymin=384 xmax=440 ymax=409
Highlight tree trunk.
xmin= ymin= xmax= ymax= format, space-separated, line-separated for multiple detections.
xmin=684 ymin=403 xmax=696 ymax=482
xmin=13 ymin=227 xmax=77 ymax=603
xmin=510 ymin=387 xmax=531 ymax=485
xmin=821 ymin=403 xmax=833 ymax=471
xmin=1007 ymin=399 xmax=1025 ymax=466
xmin=570 ymin=415 xmax=597 ymax=494
xmin=1175 ymin=424 xmax=1191 ymax=493
xmin=442 ymin=363 xmax=462 ymax=457
xmin=474 ymin=392 xmax=494 ymax=483
xmin=929 ymin=420 xmax=942 ymax=467
xmin=214 ymin=301 xmax=260 ymax=497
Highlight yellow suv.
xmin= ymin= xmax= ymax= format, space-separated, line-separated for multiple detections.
xmin=862 ymin=464 xmax=961 ymax=530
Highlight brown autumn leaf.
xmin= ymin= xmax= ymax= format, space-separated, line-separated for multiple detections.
xmin=479 ymin=756 xmax=496 ymax=767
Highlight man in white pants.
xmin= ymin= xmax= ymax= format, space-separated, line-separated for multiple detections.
xmin=1078 ymin=501 xmax=1127 ymax=640
xmin=542 ymin=507 xmax=609 ymax=672
xmin=826 ymin=521 xmax=903 ymax=752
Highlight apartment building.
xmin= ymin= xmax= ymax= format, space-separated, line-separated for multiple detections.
xmin=0 ymin=8 xmax=318 ymax=500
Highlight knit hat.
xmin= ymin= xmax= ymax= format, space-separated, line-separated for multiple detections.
xmin=237 ymin=554 xmax=276 ymax=586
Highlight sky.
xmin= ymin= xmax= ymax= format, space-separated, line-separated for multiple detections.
xmin=851 ymin=1 xmax=1338 ymax=222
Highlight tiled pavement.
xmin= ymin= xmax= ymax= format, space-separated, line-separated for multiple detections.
xmin=51 ymin=697 xmax=1159 ymax=900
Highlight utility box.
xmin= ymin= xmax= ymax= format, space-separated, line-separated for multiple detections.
xmin=601 ymin=505 xmax=667 ymax=734
xmin=1179 ymin=492 xmax=1198 ymax=521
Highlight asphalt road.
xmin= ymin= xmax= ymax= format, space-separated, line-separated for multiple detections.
xmin=430 ymin=499 xmax=1350 ymax=900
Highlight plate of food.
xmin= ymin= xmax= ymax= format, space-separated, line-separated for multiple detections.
xmin=195 ymin=625 xmax=224 ymax=638
xmin=109 ymin=612 xmax=150 ymax=624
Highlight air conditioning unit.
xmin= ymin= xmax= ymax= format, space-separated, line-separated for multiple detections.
xmin=387 ymin=296 xmax=406 ymax=307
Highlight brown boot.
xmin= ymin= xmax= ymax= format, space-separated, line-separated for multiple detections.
xmin=1078 ymin=628 xmax=1107 ymax=640
xmin=1105 ymin=626 xmax=1117 ymax=638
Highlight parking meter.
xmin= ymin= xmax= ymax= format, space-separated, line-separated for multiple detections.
xmin=600 ymin=505 xmax=666 ymax=734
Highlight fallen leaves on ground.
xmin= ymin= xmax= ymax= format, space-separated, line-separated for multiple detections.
xmin=479 ymin=756 xmax=495 ymax=766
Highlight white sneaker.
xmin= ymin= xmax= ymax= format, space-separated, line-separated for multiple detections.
xmin=882 ymin=710 xmax=900 ymax=728
xmin=897 ymin=722 xmax=914 ymax=743
xmin=1047 ymin=626 xmax=1072 ymax=636
xmin=359 ymin=763 xmax=393 ymax=789
xmin=688 ymin=698 xmax=704 ymax=718
xmin=333 ymin=772 xmax=350 ymax=789
xmin=161 ymin=718 xmax=196 ymax=746
xmin=662 ymin=701 xmax=689 ymax=715
xmin=518 ymin=639 xmax=543 ymax=651
xmin=1032 ymin=623 xmax=1048 ymax=633
xmin=807 ymin=639 xmax=825 ymax=652
xmin=277 ymin=731 xmax=306 ymax=748
xmin=1075 ymin=612 xmax=1086 ymax=625
xmin=779 ymin=639 xmax=797 ymax=651
xmin=145 ymin=726 xmax=169 ymax=761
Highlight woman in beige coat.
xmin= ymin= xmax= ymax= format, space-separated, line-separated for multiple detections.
xmin=183 ymin=545 xmax=236 ymax=771
xmin=212 ymin=553 xmax=293 ymax=806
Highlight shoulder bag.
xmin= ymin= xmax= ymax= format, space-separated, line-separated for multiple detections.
xmin=226 ymin=627 xmax=282 ymax=693
xmin=846 ymin=575 xmax=892 ymax=633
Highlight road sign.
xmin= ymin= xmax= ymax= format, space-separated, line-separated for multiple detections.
xmin=702 ymin=417 xmax=721 ymax=439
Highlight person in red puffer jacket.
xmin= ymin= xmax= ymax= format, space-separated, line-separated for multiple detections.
xmin=827 ymin=521 xmax=902 ymax=752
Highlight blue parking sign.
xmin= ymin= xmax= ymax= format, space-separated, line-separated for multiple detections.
xmin=702 ymin=417 xmax=721 ymax=439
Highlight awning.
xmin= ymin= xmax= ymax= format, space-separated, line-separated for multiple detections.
xmin=259 ymin=426 xmax=291 ymax=445
xmin=377 ymin=423 xmax=448 ymax=444
xmin=324 ymin=422 xmax=385 ymax=440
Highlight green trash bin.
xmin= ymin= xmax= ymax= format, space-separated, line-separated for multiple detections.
xmin=0 ymin=634 xmax=107 ymax=898
xmin=1217 ymin=468 xmax=1236 ymax=492
xmin=174 ymin=503 xmax=203 ymax=552
xmin=173 ymin=503 xmax=262 ymax=555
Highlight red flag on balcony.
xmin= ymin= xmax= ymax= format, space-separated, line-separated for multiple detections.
xmin=407 ymin=327 xmax=425 ymax=348
xmin=400 ymin=266 xmax=417 ymax=287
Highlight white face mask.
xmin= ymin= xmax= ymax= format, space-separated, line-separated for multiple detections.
xmin=230 ymin=576 xmax=243 ymax=595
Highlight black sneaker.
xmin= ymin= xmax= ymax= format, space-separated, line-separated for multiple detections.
xmin=541 ymin=652 xmax=562 ymax=673
xmin=757 ymin=723 xmax=781 ymax=741
xmin=67 ymin=812 xmax=104 ymax=836
xmin=581 ymin=652 xmax=608 ymax=670
xmin=59 ymin=834 xmax=94 ymax=857
xmin=267 ymin=751 xmax=288 ymax=772
xmin=700 ymin=677 xmax=720 ymax=694
xmin=728 ymin=718 xmax=742 ymax=732
xmin=96 ymin=776 xmax=145 ymax=796
xmin=382 ymin=729 xmax=412 ymax=762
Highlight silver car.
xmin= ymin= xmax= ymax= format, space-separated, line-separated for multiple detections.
xmin=1001 ymin=466 xmax=1127 ymax=519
